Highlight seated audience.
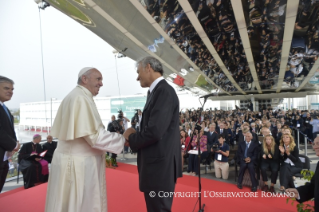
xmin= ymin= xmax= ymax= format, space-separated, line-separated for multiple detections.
xmin=279 ymin=134 xmax=302 ymax=192
xmin=260 ymin=135 xmax=280 ymax=193
xmin=213 ymin=135 xmax=230 ymax=179
xmin=18 ymin=134 xmax=49 ymax=189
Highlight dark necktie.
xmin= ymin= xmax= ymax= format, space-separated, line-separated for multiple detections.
xmin=221 ymin=129 xmax=223 ymax=134
xmin=147 ymin=90 xmax=150 ymax=99
xmin=2 ymin=104 xmax=12 ymax=123
xmin=244 ymin=142 xmax=249 ymax=158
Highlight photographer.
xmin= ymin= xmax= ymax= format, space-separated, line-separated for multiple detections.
xmin=213 ymin=134 xmax=230 ymax=180
xmin=107 ymin=118 xmax=124 ymax=167
xmin=131 ymin=109 xmax=141 ymax=131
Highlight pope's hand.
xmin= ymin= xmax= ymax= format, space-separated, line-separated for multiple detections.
xmin=124 ymin=140 xmax=130 ymax=147
xmin=123 ymin=128 xmax=136 ymax=140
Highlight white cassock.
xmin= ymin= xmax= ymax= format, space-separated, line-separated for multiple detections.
xmin=45 ymin=85 xmax=125 ymax=212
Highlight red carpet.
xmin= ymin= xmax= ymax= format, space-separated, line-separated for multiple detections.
xmin=0 ymin=163 xmax=303 ymax=212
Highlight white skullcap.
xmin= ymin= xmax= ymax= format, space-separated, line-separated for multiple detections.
xmin=78 ymin=67 xmax=95 ymax=78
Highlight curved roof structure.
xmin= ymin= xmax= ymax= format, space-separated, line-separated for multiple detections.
xmin=42 ymin=0 xmax=319 ymax=99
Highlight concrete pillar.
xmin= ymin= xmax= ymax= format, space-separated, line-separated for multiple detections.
xmin=251 ymin=96 xmax=255 ymax=111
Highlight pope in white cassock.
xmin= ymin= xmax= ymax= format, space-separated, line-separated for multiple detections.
xmin=45 ymin=67 xmax=126 ymax=212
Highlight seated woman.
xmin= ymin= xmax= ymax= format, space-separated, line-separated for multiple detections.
xmin=279 ymin=134 xmax=302 ymax=192
xmin=213 ymin=135 xmax=230 ymax=179
xmin=18 ymin=134 xmax=49 ymax=189
xmin=187 ymin=129 xmax=208 ymax=176
xmin=181 ymin=129 xmax=191 ymax=171
xmin=260 ymin=135 xmax=280 ymax=193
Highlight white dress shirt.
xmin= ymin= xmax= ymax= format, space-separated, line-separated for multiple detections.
xmin=149 ymin=76 xmax=164 ymax=93
xmin=283 ymin=145 xmax=295 ymax=166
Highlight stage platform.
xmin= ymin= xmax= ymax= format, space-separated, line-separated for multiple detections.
xmin=0 ymin=162 xmax=303 ymax=212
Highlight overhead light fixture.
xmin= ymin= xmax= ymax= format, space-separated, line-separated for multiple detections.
xmin=34 ymin=0 xmax=50 ymax=10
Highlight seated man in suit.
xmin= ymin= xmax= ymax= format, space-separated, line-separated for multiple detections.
xmin=18 ymin=134 xmax=49 ymax=189
xmin=42 ymin=135 xmax=57 ymax=163
xmin=236 ymin=132 xmax=259 ymax=192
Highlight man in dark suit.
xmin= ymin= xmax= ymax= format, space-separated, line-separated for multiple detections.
xmin=42 ymin=135 xmax=57 ymax=163
xmin=217 ymin=123 xmax=228 ymax=143
xmin=0 ymin=76 xmax=20 ymax=192
xmin=287 ymin=136 xmax=319 ymax=211
xmin=204 ymin=123 xmax=218 ymax=151
xmin=124 ymin=57 xmax=182 ymax=212
xmin=236 ymin=132 xmax=259 ymax=192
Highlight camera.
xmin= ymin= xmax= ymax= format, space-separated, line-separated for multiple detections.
xmin=212 ymin=144 xmax=220 ymax=151
xmin=111 ymin=118 xmax=124 ymax=134
xmin=132 ymin=109 xmax=139 ymax=124
xmin=118 ymin=110 xmax=124 ymax=119
xmin=194 ymin=124 xmax=202 ymax=131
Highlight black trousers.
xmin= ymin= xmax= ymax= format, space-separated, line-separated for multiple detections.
xmin=238 ymin=161 xmax=257 ymax=187
xmin=144 ymin=190 xmax=174 ymax=212
xmin=187 ymin=151 xmax=209 ymax=175
xmin=106 ymin=152 xmax=117 ymax=159
xmin=0 ymin=160 xmax=9 ymax=193
xmin=280 ymin=163 xmax=302 ymax=188
xmin=260 ymin=160 xmax=279 ymax=184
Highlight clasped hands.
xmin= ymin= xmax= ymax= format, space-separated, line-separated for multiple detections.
xmin=123 ymin=128 xmax=136 ymax=147
xmin=30 ymin=152 xmax=41 ymax=161
xmin=279 ymin=146 xmax=290 ymax=155
xmin=244 ymin=157 xmax=251 ymax=163
xmin=262 ymin=154 xmax=272 ymax=159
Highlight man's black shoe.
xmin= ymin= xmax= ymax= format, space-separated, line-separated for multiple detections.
xmin=237 ymin=184 xmax=242 ymax=189
xmin=251 ymin=187 xmax=257 ymax=192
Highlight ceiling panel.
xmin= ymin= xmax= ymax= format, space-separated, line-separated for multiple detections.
xmin=42 ymin=0 xmax=319 ymax=96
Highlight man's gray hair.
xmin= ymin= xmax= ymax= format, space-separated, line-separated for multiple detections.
xmin=77 ymin=69 xmax=94 ymax=85
xmin=0 ymin=76 xmax=14 ymax=84
xmin=136 ymin=56 xmax=163 ymax=75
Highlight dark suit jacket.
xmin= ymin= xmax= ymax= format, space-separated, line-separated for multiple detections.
xmin=0 ymin=104 xmax=17 ymax=166
xmin=204 ymin=131 xmax=218 ymax=146
xmin=293 ymin=118 xmax=305 ymax=131
xmin=128 ymin=80 xmax=182 ymax=192
xmin=279 ymin=145 xmax=302 ymax=168
xmin=237 ymin=140 xmax=259 ymax=165
xmin=297 ymin=161 xmax=319 ymax=211
xmin=18 ymin=142 xmax=43 ymax=163
xmin=217 ymin=128 xmax=228 ymax=142
xmin=260 ymin=144 xmax=280 ymax=165
xmin=42 ymin=141 xmax=57 ymax=163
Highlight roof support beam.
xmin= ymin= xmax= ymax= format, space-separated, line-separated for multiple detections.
xmin=83 ymin=0 xmax=208 ymax=93
xmin=230 ymin=0 xmax=262 ymax=94
xmin=295 ymin=59 xmax=319 ymax=92
xmin=177 ymin=0 xmax=246 ymax=95
xmin=129 ymin=0 xmax=229 ymax=95
xmin=276 ymin=0 xmax=299 ymax=92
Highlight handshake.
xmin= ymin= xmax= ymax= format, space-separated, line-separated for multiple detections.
xmin=123 ymin=128 xmax=136 ymax=147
